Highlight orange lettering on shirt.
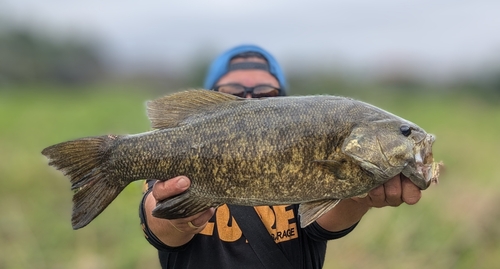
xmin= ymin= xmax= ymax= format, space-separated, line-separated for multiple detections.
xmin=254 ymin=205 xmax=298 ymax=243
xmin=199 ymin=221 xmax=215 ymax=236
xmin=199 ymin=205 xmax=298 ymax=244
xmin=199 ymin=204 xmax=243 ymax=242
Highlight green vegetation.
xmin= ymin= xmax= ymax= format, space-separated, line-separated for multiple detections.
xmin=1 ymin=83 xmax=498 ymax=269
xmin=0 ymin=28 xmax=104 ymax=84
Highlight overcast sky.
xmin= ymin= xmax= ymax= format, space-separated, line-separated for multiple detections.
xmin=2 ymin=0 xmax=500 ymax=77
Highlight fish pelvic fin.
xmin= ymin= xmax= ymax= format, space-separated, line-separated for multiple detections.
xmin=146 ymin=89 xmax=242 ymax=129
xmin=152 ymin=189 xmax=221 ymax=219
xmin=41 ymin=135 xmax=127 ymax=230
xmin=298 ymin=199 xmax=341 ymax=228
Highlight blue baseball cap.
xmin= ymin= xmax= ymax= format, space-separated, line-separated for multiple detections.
xmin=203 ymin=44 xmax=288 ymax=95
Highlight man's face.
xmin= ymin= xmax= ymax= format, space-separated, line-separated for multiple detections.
xmin=215 ymin=57 xmax=280 ymax=99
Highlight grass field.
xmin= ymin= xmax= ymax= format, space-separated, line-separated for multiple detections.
xmin=1 ymin=83 xmax=499 ymax=269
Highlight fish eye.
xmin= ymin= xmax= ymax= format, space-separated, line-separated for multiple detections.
xmin=400 ymin=125 xmax=412 ymax=137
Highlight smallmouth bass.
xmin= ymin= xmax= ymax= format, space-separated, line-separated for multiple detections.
xmin=42 ymin=90 xmax=442 ymax=229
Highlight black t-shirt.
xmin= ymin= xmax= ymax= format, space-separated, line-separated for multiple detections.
xmin=140 ymin=182 xmax=357 ymax=269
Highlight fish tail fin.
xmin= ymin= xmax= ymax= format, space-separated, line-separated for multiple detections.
xmin=42 ymin=135 xmax=126 ymax=229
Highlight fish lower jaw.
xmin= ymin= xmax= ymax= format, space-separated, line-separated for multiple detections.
xmin=416 ymin=160 xmax=442 ymax=188
xmin=413 ymin=137 xmax=441 ymax=188
xmin=427 ymin=161 xmax=442 ymax=185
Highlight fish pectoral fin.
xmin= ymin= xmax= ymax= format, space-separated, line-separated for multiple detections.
xmin=146 ymin=90 xmax=242 ymax=129
xmin=298 ymin=199 xmax=341 ymax=228
xmin=355 ymin=193 xmax=368 ymax=198
xmin=152 ymin=189 xmax=221 ymax=219
xmin=313 ymin=159 xmax=349 ymax=180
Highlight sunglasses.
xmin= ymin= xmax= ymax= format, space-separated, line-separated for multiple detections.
xmin=213 ymin=84 xmax=281 ymax=98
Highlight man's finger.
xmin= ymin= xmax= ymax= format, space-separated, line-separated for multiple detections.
xmin=152 ymin=176 xmax=190 ymax=201
xmin=401 ymin=176 xmax=422 ymax=205
xmin=367 ymin=185 xmax=385 ymax=207
xmin=190 ymin=208 xmax=216 ymax=228
xmin=169 ymin=208 xmax=216 ymax=233
xmin=383 ymin=175 xmax=403 ymax=206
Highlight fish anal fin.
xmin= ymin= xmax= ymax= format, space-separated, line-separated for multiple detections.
xmin=152 ymin=189 xmax=221 ymax=219
xmin=298 ymin=199 xmax=341 ymax=228
xmin=146 ymin=89 xmax=242 ymax=129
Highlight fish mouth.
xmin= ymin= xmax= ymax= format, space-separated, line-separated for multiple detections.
xmin=404 ymin=134 xmax=442 ymax=190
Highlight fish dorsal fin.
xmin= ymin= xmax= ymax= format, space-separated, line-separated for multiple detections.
xmin=146 ymin=89 xmax=241 ymax=129
xmin=298 ymin=199 xmax=341 ymax=228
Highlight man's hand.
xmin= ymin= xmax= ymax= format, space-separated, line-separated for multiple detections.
xmin=352 ymin=174 xmax=422 ymax=207
xmin=145 ymin=176 xmax=215 ymax=247
xmin=316 ymin=174 xmax=422 ymax=232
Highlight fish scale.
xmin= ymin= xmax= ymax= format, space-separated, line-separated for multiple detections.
xmin=42 ymin=89 xmax=441 ymax=229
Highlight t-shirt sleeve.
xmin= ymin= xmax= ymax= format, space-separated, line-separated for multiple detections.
xmin=304 ymin=221 xmax=359 ymax=242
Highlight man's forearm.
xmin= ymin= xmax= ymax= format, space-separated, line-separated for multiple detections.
xmin=315 ymin=198 xmax=370 ymax=232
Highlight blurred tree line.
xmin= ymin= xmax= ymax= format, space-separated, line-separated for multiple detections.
xmin=0 ymin=27 xmax=105 ymax=85
xmin=0 ymin=24 xmax=499 ymax=100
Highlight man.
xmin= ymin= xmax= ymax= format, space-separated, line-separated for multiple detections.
xmin=139 ymin=45 xmax=422 ymax=268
